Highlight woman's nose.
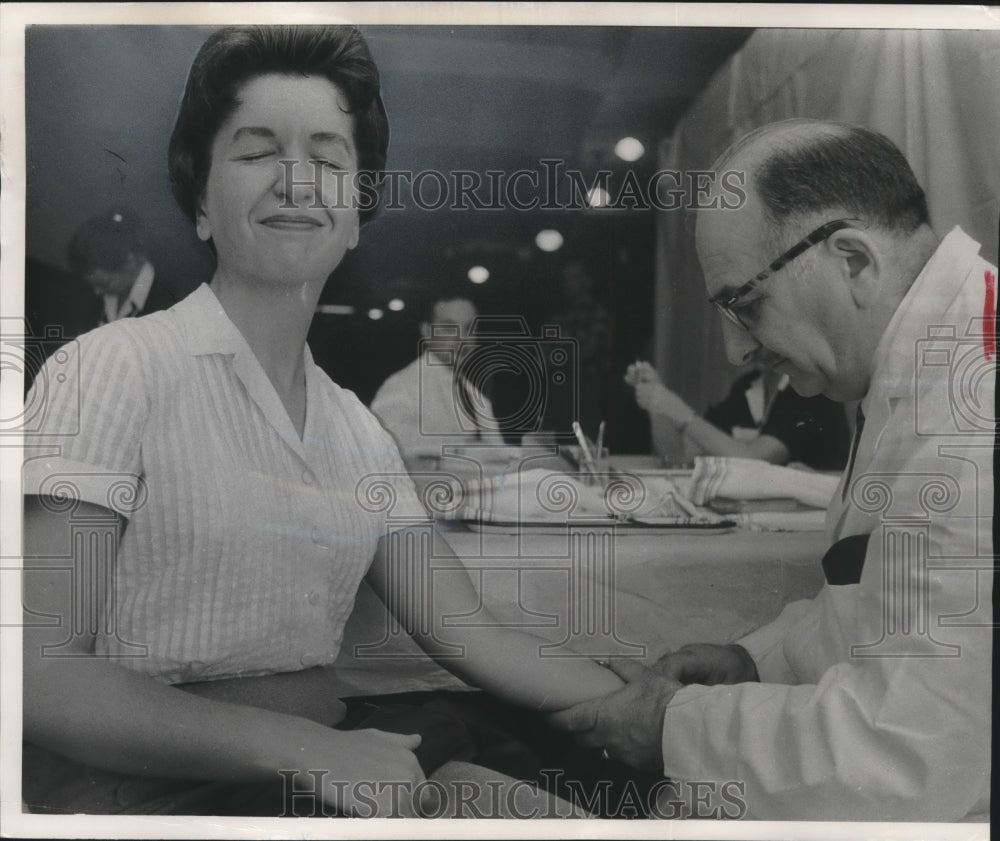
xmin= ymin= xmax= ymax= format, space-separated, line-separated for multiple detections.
xmin=272 ymin=155 xmax=319 ymax=207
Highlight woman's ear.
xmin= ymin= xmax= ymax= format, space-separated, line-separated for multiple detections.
xmin=827 ymin=228 xmax=880 ymax=309
xmin=195 ymin=199 xmax=212 ymax=242
xmin=347 ymin=214 xmax=360 ymax=251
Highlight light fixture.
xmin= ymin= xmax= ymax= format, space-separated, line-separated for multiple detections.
xmin=467 ymin=265 xmax=490 ymax=284
xmin=614 ymin=136 xmax=645 ymax=162
xmin=587 ymin=186 xmax=610 ymax=208
xmin=368 ymin=308 xmax=384 ymax=320
xmin=534 ymin=229 xmax=564 ymax=252
xmin=388 ymin=298 xmax=405 ymax=312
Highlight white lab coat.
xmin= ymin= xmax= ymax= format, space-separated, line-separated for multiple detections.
xmin=659 ymin=228 xmax=995 ymax=821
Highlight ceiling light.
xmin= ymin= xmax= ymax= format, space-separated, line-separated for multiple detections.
xmin=615 ymin=136 xmax=645 ymax=162
xmin=587 ymin=186 xmax=610 ymax=208
xmin=467 ymin=265 xmax=490 ymax=284
xmin=534 ymin=229 xmax=564 ymax=252
xmin=368 ymin=308 xmax=384 ymax=320
xmin=388 ymin=298 xmax=405 ymax=312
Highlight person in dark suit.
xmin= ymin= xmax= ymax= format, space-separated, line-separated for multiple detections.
xmin=23 ymin=209 xmax=179 ymax=392
xmin=65 ymin=209 xmax=178 ymax=326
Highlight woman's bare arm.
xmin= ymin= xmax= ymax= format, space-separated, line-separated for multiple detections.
xmin=23 ymin=496 xmax=424 ymax=815
xmin=367 ymin=530 xmax=625 ymax=711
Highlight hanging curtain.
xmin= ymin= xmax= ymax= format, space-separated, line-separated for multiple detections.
xmin=655 ymin=28 xmax=1000 ymax=412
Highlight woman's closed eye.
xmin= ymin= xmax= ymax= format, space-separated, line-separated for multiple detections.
xmin=234 ymin=150 xmax=276 ymax=162
xmin=311 ymin=158 xmax=353 ymax=174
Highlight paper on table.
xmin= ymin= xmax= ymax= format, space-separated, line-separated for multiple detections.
xmin=687 ymin=456 xmax=840 ymax=510
xmin=441 ymin=468 xmax=613 ymax=523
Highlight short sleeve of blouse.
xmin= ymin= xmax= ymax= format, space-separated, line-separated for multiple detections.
xmin=22 ymin=326 xmax=148 ymax=517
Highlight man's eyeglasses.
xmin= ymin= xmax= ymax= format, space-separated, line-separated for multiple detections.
xmin=708 ymin=219 xmax=858 ymax=330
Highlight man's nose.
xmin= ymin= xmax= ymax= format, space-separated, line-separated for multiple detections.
xmin=721 ymin=320 xmax=761 ymax=366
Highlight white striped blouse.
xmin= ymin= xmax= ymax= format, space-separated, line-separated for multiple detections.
xmin=23 ymin=284 xmax=426 ymax=684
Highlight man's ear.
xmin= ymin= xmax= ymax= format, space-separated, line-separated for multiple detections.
xmin=827 ymin=228 xmax=880 ymax=309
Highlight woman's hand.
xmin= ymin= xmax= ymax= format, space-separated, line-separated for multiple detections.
xmin=299 ymin=728 xmax=429 ymax=817
xmin=624 ymin=360 xmax=662 ymax=387
xmin=634 ymin=381 xmax=696 ymax=425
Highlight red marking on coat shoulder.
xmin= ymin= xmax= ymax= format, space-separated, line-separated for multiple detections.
xmin=984 ymin=271 xmax=996 ymax=361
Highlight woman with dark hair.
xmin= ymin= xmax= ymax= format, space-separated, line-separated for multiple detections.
xmin=22 ymin=25 xmax=620 ymax=818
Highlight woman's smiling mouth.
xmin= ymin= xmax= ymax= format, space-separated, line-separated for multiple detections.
xmin=259 ymin=214 xmax=324 ymax=231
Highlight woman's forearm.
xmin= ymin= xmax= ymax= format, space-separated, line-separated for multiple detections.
xmin=681 ymin=414 xmax=789 ymax=464
xmin=425 ymin=624 xmax=626 ymax=711
xmin=25 ymin=654 xmax=338 ymax=782
xmin=369 ymin=534 xmax=624 ymax=711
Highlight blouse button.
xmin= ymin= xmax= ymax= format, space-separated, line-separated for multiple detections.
xmin=300 ymin=653 xmax=320 ymax=667
xmin=302 ymin=469 xmax=316 ymax=485
xmin=311 ymin=525 xmax=326 ymax=546
xmin=308 ymin=591 xmax=321 ymax=606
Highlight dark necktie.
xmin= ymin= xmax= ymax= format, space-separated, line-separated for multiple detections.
xmin=841 ymin=405 xmax=866 ymax=502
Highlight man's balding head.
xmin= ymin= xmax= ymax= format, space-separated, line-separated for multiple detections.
xmin=717 ymin=120 xmax=930 ymax=241
xmin=697 ymin=120 xmax=938 ymax=402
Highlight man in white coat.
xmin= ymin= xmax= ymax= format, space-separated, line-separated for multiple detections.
xmin=371 ymin=296 xmax=506 ymax=461
xmin=552 ymin=119 xmax=995 ymax=821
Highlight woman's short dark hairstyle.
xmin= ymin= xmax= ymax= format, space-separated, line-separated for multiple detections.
xmin=168 ymin=25 xmax=389 ymax=225
xmin=67 ymin=209 xmax=145 ymax=277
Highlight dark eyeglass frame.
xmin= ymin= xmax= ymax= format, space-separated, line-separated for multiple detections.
xmin=708 ymin=218 xmax=859 ymax=330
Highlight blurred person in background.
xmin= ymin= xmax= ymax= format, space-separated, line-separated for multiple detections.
xmin=625 ymin=359 xmax=850 ymax=470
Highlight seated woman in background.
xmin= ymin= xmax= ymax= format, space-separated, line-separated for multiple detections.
xmin=625 ymin=361 xmax=850 ymax=471
xmin=21 ymin=25 xmax=622 ymax=819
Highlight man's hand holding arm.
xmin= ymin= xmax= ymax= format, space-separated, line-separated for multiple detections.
xmin=547 ymin=658 xmax=682 ymax=771
xmin=653 ymin=643 xmax=759 ymax=686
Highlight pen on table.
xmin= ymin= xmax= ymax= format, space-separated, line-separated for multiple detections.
xmin=596 ymin=420 xmax=606 ymax=461
xmin=572 ymin=421 xmax=598 ymax=474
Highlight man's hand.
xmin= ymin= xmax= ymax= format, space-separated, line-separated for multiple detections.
xmin=547 ymin=658 xmax=681 ymax=771
xmin=653 ymin=643 xmax=759 ymax=686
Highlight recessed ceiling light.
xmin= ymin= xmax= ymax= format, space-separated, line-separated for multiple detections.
xmin=615 ymin=136 xmax=645 ymax=162
xmin=467 ymin=265 xmax=490 ymax=284
xmin=368 ymin=308 xmax=384 ymax=320
xmin=587 ymin=187 xmax=611 ymax=209
xmin=534 ymin=229 xmax=564 ymax=252
xmin=388 ymin=298 xmax=405 ymax=312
